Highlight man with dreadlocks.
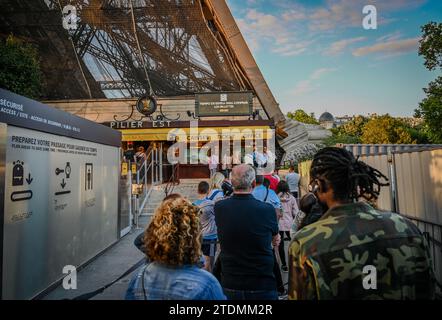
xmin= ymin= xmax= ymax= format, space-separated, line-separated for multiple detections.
xmin=288 ymin=147 xmax=435 ymax=300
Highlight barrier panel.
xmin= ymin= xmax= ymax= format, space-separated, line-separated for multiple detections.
xmin=298 ymin=160 xmax=312 ymax=197
xmin=298 ymin=147 xmax=441 ymax=217
xmin=394 ymin=148 xmax=442 ymax=224
xmin=0 ymin=89 xmax=121 ymax=299
xmin=297 ymin=146 xmax=442 ymax=288
xmin=359 ymin=153 xmax=393 ymax=212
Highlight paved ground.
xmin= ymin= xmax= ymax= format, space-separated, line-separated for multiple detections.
xmin=42 ymin=216 xmax=150 ymax=300
xmin=42 ymin=180 xmax=289 ymax=300
xmin=42 ymin=232 xmax=289 ymax=300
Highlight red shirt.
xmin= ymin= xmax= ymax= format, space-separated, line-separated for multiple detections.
xmin=264 ymin=174 xmax=279 ymax=191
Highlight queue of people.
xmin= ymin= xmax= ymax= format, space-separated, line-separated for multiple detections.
xmin=125 ymin=194 xmax=225 ymax=300
xmin=126 ymin=147 xmax=436 ymax=300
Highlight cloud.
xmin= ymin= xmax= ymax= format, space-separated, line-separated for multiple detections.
xmin=232 ymin=0 xmax=426 ymax=57
xmin=311 ymin=68 xmax=337 ymax=79
xmin=291 ymin=68 xmax=337 ymax=96
xmin=292 ymin=80 xmax=314 ymax=96
xmin=272 ymin=40 xmax=314 ymax=57
xmin=282 ymin=0 xmax=426 ymax=31
xmin=376 ymin=31 xmax=403 ymax=43
xmin=324 ymin=36 xmax=366 ymax=56
xmin=352 ymin=37 xmax=419 ymax=57
xmin=281 ymin=6 xmax=307 ymax=22
xmin=236 ymin=8 xmax=310 ymax=56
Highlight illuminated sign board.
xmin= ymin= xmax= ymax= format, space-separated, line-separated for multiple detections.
xmin=195 ymin=91 xmax=253 ymax=117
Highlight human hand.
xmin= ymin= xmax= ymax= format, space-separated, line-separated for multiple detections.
xmin=272 ymin=233 xmax=281 ymax=247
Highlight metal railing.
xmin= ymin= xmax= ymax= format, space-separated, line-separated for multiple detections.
xmin=135 ymin=153 xmax=152 ymax=222
xmin=164 ymin=163 xmax=179 ymax=196
xmin=401 ymin=214 xmax=442 ymax=293
xmin=132 ymin=149 xmax=160 ymax=228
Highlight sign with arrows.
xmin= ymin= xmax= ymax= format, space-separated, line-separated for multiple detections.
xmin=26 ymin=173 xmax=33 ymax=185
xmin=55 ymin=162 xmax=71 ymax=196
xmin=10 ymin=160 xmax=34 ymax=202
xmin=1 ymin=89 xmax=120 ymax=300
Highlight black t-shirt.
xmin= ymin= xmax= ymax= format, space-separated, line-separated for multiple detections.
xmin=124 ymin=149 xmax=135 ymax=161
xmin=214 ymin=193 xmax=279 ymax=291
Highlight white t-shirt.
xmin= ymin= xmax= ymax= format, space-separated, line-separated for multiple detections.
xmin=253 ymin=151 xmax=266 ymax=166
xmin=264 ymin=150 xmax=275 ymax=164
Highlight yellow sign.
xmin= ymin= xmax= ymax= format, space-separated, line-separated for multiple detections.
xmin=121 ymin=162 xmax=128 ymax=176
xmin=131 ymin=163 xmax=137 ymax=173
xmin=120 ymin=126 xmax=273 ymax=142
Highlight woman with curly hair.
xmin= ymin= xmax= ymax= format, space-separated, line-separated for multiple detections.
xmin=125 ymin=196 xmax=225 ymax=300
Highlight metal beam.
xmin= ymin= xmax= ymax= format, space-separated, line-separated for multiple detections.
xmin=204 ymin=0 xmax=285 ymax=124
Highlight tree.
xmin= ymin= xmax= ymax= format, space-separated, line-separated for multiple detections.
xmin=419 ymin=22 xmax=442 ymax=71
xmin=361 ymin=114 xmax=416 ymax=144
xmin=414 ymin=76 xmax=442 ymax=143
xmin=322 ymin=115 xmax=366 ymax=146
xmin=415 ymin=22 xmax=442 ymax=143
xmin=287 ymin=109 xmax=319 ymax=124
xmin=406 ymin=125 xmax=431 ymax=144
xmin=334 ymin=115 xmax=368 ymax=137
xmin=0 ymin=35 xmax=41 ymax=98
xmin=323 ymin=130 xmax=360 ymax=146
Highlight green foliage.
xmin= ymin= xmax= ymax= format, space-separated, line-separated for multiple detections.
xmin=324 ymin=115 xmax=365 ymax=146
xmin=325 ymin=114 xmax=425 ymax=145
xmin=0 ymin=35 xmax=41 ymax=98
xmin=323 ymin=131 xmax=361 ymax=147
xmin=419 ymin=22 xmax=442 ymax=71
xmin=416 ymin=22 xmax=442 ymax=143
xmin=361 ymin=114 xmax=415 ymax=144
xmin=405 ymin=126 xmax=431 ymax=144
xmin=414 ymin=76 xmax=442 ymax=143
xmin=334 ymin=115 xmax=368 ymax=137
xmin=287 ymin=109 xmax=319 ymax=124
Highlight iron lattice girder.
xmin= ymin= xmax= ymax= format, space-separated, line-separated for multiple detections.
xmin=0 ymin=0 xmax=106 ymax=99
xmin=67 ymin=0 xmax=246 ymax=96
xmin=82 ymin=25 xmax=222 ymax=95
xmin=76 ymin=0 xmax=237 ymax=90
xmin=78 ymin=27 xmax=194 ymax=96
xmin=0 ymin=0 xmax=253 ymax=99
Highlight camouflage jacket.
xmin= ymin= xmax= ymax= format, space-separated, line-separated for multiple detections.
xmin=288 ymin=202 xmax=435 ymax=300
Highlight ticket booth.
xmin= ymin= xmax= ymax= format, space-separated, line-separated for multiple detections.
xmin=112 ymin=120 xmax=274 ymax=179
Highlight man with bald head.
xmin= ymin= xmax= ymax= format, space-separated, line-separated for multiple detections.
xmin=215 ymin=164 xmax=280 ymax=300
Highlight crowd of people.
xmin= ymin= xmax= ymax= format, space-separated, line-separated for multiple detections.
xmin=125 ymin=147 xmax=436 ymax=300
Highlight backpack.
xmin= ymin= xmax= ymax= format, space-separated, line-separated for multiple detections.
xmin=221 ymin=181 xmax=233 ymax=197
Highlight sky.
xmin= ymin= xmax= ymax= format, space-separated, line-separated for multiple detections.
xmin=226 ymin=0 xmax=442 ymax=118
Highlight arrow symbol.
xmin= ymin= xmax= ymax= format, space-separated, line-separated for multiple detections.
xmin=26 ymin=173 xmax=33 ymax=185
xmin=61 ymin=178 xmax=66 ymax=189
